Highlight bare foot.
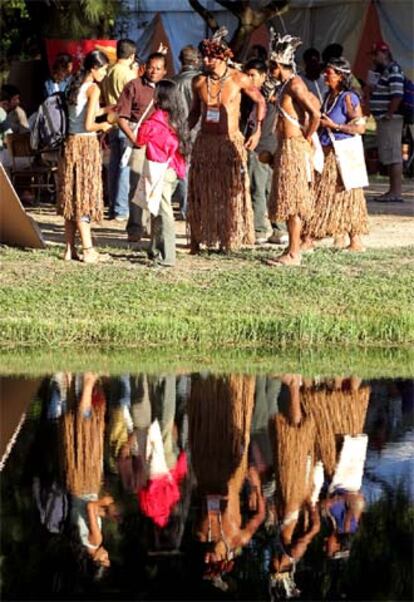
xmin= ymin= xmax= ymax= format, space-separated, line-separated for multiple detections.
xmin=266 ymin=253 xmax=301 ymax=267
xmin=82 ymin=248 xmax=111 ymax=264
xmin=334 ymin=235 xmax=346 ymax=249
xmin=300 ymin=238 xmax=315 ymax=253
xmin=63 ymin=247 xmax=81 ymax=261
xmin=345 ymin=243 xmax=365 ymax=252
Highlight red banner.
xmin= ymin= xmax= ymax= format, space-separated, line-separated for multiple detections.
xmin=45 ymin=39 xmax=117 ymax=72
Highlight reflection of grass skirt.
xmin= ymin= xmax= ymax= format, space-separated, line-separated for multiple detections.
xmin=269 ymin=136 xmax=313 ymax=223
xmin=57 ymin=134 xmax=103 ymax=222
xmin=302 ymin=382 xmax=370 ymax=478
xmin=188 ymin=374 xmax=255 ymax=495
xmin=188 ymin=132 xmax=255 ymax=251
xmin=305 ymin=147 xmax=368 ymax=238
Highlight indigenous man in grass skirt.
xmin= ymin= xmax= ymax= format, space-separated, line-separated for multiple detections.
xmin=188 ymin=28 xmax=266 ymax=253
xmin=266 ymin=33 xmax=321 ymax=266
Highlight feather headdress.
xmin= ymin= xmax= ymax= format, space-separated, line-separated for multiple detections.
xmin=199 ymin=26 xmax=234 ymax=60
xmin=269 ymin=29 xmax=302 ymax=71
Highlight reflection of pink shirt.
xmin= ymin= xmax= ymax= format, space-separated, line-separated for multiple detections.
xmin=136 ymin=109 xmax=186 ymax=179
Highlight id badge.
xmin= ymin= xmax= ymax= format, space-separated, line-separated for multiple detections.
xmin=206 ymin=106 xmax=220 ymax=124
xmin=207 ymin=495 xmax=221 ymax=513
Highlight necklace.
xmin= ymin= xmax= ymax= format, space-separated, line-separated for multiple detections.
xmin=323 ymin=90 xmax=343 ymax=115
xmin=206 ymin=67 xmax=228 ymax=105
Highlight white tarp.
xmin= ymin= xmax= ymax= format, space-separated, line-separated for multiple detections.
xmin=119 ymin=0 xmax=412 ymax=78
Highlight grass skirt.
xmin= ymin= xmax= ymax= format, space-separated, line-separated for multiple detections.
xmin=268 ymin=136 xmax=313 ymax=223
xmin=188 ymin=131 xmax=255 ymax=251
xmin=57 ymin=134 xmax=103 ymax=222
xmin=305 ymin=147 xmax=369 ymax=238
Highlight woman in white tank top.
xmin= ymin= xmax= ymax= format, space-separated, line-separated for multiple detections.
xmin=57 ymin=50 xmax=114 ymax=263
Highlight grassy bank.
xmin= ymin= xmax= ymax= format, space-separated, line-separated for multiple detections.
xmin=1 ymin=245 xmax=413 ymax=350
xmin=1 ymin=346 xmax=414 ymax=379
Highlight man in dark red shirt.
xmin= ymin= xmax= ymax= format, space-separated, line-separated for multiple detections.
xmin=117 ymin=53 xmax=167 ymax=241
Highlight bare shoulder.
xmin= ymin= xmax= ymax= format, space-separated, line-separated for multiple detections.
xmin=289 ymin=75 xmax=307 ymax=94
xmin=232 ymin=69 xmax=250 ymax=88
xmin=193 ymin=74 xmax=206 ymax=88
xmin=87 ymin=82 xmax=100 ymax=98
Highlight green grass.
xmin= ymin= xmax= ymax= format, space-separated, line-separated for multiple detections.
xmin=1 ymin=244 xmax=413 ymax=350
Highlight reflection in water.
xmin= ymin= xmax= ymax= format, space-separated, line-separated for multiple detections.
xmin=0 ymin=372 xmax=412 ymax=600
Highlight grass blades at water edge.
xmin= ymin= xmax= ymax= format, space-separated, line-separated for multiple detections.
xmin=1 ymin=245 xmax=413 ymax=349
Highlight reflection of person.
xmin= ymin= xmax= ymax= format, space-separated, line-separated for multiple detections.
xmin=302 ymin=57 xmax=369 ymax=252
xmin=57 ymin=51 xmax=113 ymax=263
xmin=188 ymin=27 xmax=266 ymax=253
xmin=60 ymin=373 xmax=117 ymax=570
xmin=268 ymin=374 xmax=321 ymax=599
xmin=189 ymin=374 xmax=264 ymax=589
xmin=302 ymin=376 xmax=370 ymax=559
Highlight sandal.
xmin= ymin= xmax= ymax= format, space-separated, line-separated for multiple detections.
xmin=373 ymin=195 xmax=404 ymax=203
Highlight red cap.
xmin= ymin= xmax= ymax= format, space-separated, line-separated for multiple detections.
xmin=371 ymin=41 xmax=390 ymax=53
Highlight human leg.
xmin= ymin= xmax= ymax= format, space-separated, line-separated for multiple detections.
xmin=375 ymin=116 xmax=404 ymax=200
xmin=127 ymin=147 xmax=149 ymax=240
xmin=63 ymin=219 xmax=79 ymax=261
xmin=248 ymin=151 xmax=272 ymax=241
xmin=112 ymin=129 xmax=131 ymax=219
xmin=149 ymin=169 xmax=177 ymax=266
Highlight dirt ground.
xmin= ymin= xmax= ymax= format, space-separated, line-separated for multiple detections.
xmin=27 ymin=176 xmax=413 ymax=254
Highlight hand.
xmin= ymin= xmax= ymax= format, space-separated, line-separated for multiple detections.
xmin=100 ymin=121 xmax=112 ymax=133
xmin=320 ymin=115 xmax=336 ymax=130
xmin=157 ymin=43 xmax=168 ymax=55
xmin=382 ymin=113 xmax=392 ymax=120
xmin=245 ymin=129 xmax=261 ymax=151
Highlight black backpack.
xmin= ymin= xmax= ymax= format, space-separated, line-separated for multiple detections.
xmin=30 ymin=92 xmax=68 ymax=152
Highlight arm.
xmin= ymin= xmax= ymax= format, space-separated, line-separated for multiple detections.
xmin=136 ymin=119 xmax=154 ymax=147
xmin=86 ymin=501 xmax=103 ymax=546
xmin=321 ymin=93 xmax=366 ymax=135
xmin=240 ymin=73 xmax=266 ymax=150
xmin=384 ymin=65 xmax=404 ymax=119
xmin=117 ymin=82 xmax=140 ymax=146
xmin=188 ymin=77 xmax=202 ymax=130
xmin=84 ymin=85 xmax=111 ymax=133
xmin=290 ymin=77 xmax=320 ymax=141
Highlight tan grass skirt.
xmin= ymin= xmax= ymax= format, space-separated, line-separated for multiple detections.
xmin=268 ymin=136 xmax=313 ymax=223
xmin=188 ymin=131 xmax=255 ymax=251
xmin=305 ymin=147 xmax=369 ymax=239
xmin=57 ymin=134 xmax=103 ymax=222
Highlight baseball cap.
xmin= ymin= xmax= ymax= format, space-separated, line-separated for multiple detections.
xmin=371 ymin=41 xmax=390 ymax=53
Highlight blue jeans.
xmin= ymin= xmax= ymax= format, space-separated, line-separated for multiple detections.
xmin=107 ymin=128 xmax=130 ymax=218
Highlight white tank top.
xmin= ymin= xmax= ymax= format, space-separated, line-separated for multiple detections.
xmin=68 ymin=82 xmax=98 ymax=135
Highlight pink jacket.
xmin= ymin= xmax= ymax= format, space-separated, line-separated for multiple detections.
xmin=136 ymin=109 xmax=186 ymax=179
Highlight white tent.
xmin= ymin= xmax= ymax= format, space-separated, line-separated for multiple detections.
xmin=119 ymin=0 xmax=413 ymax=79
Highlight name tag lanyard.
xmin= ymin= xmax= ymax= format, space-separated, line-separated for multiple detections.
xmin=206 ymin=71 xmax=228 ymax=123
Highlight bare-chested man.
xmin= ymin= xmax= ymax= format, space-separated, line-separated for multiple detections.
xmin=188 ymin=27 xmax=266 ymax=253
xmin=267 ymin=34 xmax=321 ymax=266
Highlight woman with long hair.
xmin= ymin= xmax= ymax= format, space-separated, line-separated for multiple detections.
xmin=58 ymin=50 xmax=113 ymax=263
xmin=135 ymin=79 xmax=190 ymax=267
xmin=302 ymin=57 xmax=369 ymax=252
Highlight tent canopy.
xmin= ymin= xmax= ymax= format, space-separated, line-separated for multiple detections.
xmin=120 ymin=0 xmax=412 ymax=79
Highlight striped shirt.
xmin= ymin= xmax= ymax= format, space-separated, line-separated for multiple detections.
xmin=370 ymin=62 xmax=404 ymax=118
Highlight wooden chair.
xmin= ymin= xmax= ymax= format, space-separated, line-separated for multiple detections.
xmin=6 ymin=132 xmax=58 ymax=202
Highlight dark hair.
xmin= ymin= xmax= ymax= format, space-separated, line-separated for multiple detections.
xmin=326 ymin=56 xmax=355 ymax=92
xmin=250 ymin=44 xmax=268 ymax=62
xmin=322 ymin=43 xmax=343 ymax=65
xmin=67 ymin=50 xmax=109 ymax=105
xmin=154 ymin=79 xmax=190 ymax=157
xmin=178 ymin=45 xmax=200 ymax=67
xmin=244 ymin=58 xmax=267 ymax=75
xmin=53 ymin=53 xmax=73 ymax=72
xmin=116 ymin=38 xmax=136 ymax=60
xmin=147 ymin=52 xmax=167 ymax=67
xmin=1 ymin=84 xmax=20 ymax=101
xmin=303 ymin=47 xmax=320 ymax=62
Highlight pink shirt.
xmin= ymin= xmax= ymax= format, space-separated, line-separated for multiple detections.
xmin=136 ymin=109 xmax=186 ymax=179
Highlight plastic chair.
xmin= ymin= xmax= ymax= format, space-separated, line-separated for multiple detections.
xmin=6 ymin=132 xmax=58 ymax=202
